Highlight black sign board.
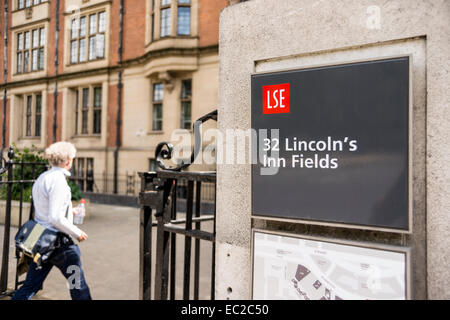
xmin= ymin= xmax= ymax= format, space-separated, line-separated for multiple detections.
xmin=251 ymin=57 xmax=410 ymax=231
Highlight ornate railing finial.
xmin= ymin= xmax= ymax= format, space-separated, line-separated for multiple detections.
xmin=155 ymin=109 xmax=218 ymax=171
xmin=0 ymin=146 xmax=14 ymax=175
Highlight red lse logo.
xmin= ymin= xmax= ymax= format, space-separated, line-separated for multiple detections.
xmin=262 ymin=83 xmax=290 ymax=114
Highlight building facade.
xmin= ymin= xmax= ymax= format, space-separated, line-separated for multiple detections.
xmin=0 ymin=0 xmax=228 ymax=194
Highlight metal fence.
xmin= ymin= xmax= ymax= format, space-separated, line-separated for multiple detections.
xmin=68 ymin=171 xmax=216 ymax=202
xmin=67 ymin=172 xmax=138 ymax=195
xmin=138 ymin=109 xmax=218 ymax=300
xmin=139 ymin=170 xmax=216 ymax=300
xmin=0 ymin=147 xmax=48 ymax=297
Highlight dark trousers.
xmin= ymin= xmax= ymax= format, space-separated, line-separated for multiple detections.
xmin=12 ymin=239 xmax=92 ymax=300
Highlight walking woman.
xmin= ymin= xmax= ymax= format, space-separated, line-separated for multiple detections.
xmin=12 ymin=142 xmax=92 ymax=300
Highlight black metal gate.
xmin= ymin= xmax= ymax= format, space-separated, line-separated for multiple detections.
xmin=0 ymin=147 xmax=48 ymax=297
xmin=138 ymin=110 xmax=217 ymax=300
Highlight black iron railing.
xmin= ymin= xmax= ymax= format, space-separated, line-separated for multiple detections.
xmin=139 ymin=110 xmax=217 ymax=300
xmin=139 ymin=171 xmax=216 ymax=300
xmin=0 ymin=147 xmax=48 ymax=297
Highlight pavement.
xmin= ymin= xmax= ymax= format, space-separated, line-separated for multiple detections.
xmin=0 ymin=203 xmax=214 ymax=300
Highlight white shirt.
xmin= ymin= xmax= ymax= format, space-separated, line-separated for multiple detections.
xmin=32 ymin=166 xmax=82 ymax=239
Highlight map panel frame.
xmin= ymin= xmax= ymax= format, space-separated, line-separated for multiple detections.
xmin=251 ymin=229 xmax=411 ymax=300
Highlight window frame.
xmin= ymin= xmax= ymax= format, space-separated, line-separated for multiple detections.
xmin=70 ymin=10 xmax=106 ymax=65
xmin=177 ymin=0 xmax=191 ymax=36
xmin=160 ymin=0 xmax=172 ymax=38
xmin=76 ymin=158 xmax=85 ymax=191
xmin=81 ymin=87 xmax=90 ymax=134
xmin=180 ymin=79 xmax=192 ymax=130
xmin=17 ymin=0 xmax=46 ymax=11
xmin=73 ymin=85 xmax=103 ymax=136
xmin=71 ymin=157 xmax=95 ymax=192
xmin=152 ymin=83 xmax=164 ymax=131
xmin=16 ymin=26 xmax=45 ymax=74
xmin=150 ymin=0 xmax=156 ymax=42
xmin=74 ymin=88 xmax=79 ymax=135
xmin=25 ymin=95 xmax=32 ymax=137
xmin=86 ymin=158 xmax=95 ymax=192
xmin=23 ymin=92 xmax=42 ymax=138
xmin=154 ymin=0 xmax=192 ymax=40
xmin=93 ymin=86 xmax=102 ymax=134
xmin=35 ymin=94 xmax=42 ymax=137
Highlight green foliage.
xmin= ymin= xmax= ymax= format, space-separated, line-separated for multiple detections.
xmin=1 ymin=144 xmax=48 ymax=202
xmin=12 ymin=143 xmax=47 ymax=164
xmin=68 ymin=180 xmax=83 ymax=201
xmin=1 ymin=144 xmax=84 ymax=202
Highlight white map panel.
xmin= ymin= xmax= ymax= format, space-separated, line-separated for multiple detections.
xmin=253 ymin=232 xmax=407 ymax=300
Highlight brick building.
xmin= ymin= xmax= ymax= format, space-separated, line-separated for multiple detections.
xmin=0 ymin=0 xmax=228 ymax=194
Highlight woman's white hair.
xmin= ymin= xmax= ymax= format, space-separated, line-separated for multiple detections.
xmin=44 ymin=142 xmax=77 ymax=167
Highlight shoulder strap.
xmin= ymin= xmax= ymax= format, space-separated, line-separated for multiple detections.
xmin=29 ymin=196 xmax=35 ymax=221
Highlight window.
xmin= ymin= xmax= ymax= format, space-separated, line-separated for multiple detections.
xmin=177 ymin=0 xmax=191 ymax=35
xmin=74 ymin=89 xmax=79 ymax=135
xmin=152 ymin=83 xmax=163 ymax=131
xmin=151 ymin=0 xmax=155 ymax=41
xmin=93 ymin=87 xmax=102 ymax=134
xmin=17 ymin=0 xmax=46 ymax=10
xmin=16 ymin=27 xmax=45 ymax=74
xmin=70 ymin=11 xmax=106 ymax=64
xmin=86 ymin=158 xmax=94 ymax=192
xmin=152 ymin=0 xmax=192 ymax=40
xmin=71 ymin=158 xmax=94 ymax=192
xmin=26 ymin=95 xmax=32 ymax=136
xmin=81 ymin=88 xmax=89 ymax=134
xmin=23 ymin=93 xmax=42 ymax=137
xmin=73 ymin=86 xmax=102 ymax=135
xmin=39 ymin=28 xmax=45 ymax=69
xmin=180 ymin=79 xmax=192 ymax=129
xmin=35 ymin=94 xmax=42 ymax=136
xmin=77 ymin=158 xmax=85 ymax=190
xmin=160 ymin=0 xmax=171 ymax=37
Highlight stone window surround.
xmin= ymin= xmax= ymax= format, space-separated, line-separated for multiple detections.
xmin=63 ymin=2 xmax=111 ymax=73
xmin=11 ymin=0 xmax=50 ymax=31
xmin=8 ymin=86 xmax=48 ymax=148
xmin=71 ymin=84 xmax=103 ymax=137
xmin=180 ymin=78 xmax=192 ymax=130
xmin=148 ymin=75 xmax=197 ymax=137
xmin=14 ymin=0 xmax=47 ymax=12
xmin=152 ymin=82 xmax=164 ymax=131
xmin=60 ymin=73 xmax=108 ymax=148
xmin=15 ymin=26 xmax=46 ymax=74
xmin=11 ymin=22 xmax=48 ymax=80
xmin=69 ymin=10 xmax=106 ymax=64
xmin=22 ymin=92 xmax=43 ymax=138
xmin=146 ymin=0 xmax=198 ymax=48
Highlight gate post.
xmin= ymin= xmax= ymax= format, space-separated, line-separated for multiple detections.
xmin=153 ymin=178 xmax=173 ymax=300
xmin=138 ymin=172 xmax=156 ymax=300
xmin=0 ymin=147 xmax=14 ymax=294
